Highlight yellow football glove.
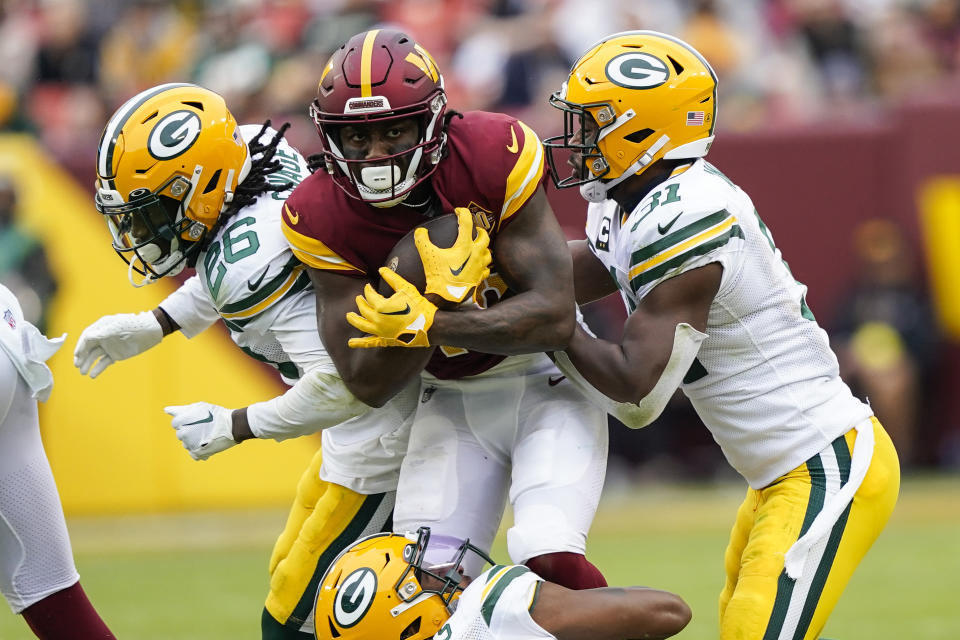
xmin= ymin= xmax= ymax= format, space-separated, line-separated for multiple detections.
xmin=346 ymin=268 xmax=438 ymax=348
xmin=415 ymin=207 xmax=492 ymax=304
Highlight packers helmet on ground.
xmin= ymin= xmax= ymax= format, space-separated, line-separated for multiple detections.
xmin=544 ymin=30 xmax=717 ymax=202
xmin=313 ymin=527 xmax=492 ymax=640
xmin=95 ymin=83 xmax=251 ymax=285
xmin=310 ymin=28 xmax=447 ymax=208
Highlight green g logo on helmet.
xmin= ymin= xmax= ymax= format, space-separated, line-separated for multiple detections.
xmin=605 ymin=52 xmax=670 ymax=89
xmin=333 ymin=567 xmax=378 ymax=628
xmin=147 ymin=110 xmax=202 ymax=160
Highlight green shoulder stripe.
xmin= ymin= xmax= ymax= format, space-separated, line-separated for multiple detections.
xmin=630 ymin=224 xmax=743 ymax=291
xmin=630 ymin=210 xmax=730 ymax=266
xmin=220 ymin=255 xmax=301 ymax=314
xmin=220 ymin=270 xmax=311 ymax=331
xmin=486 ymin=565 xmax=507 ymax=579
xmin=481 ymin=565 xmax=530 ymax=626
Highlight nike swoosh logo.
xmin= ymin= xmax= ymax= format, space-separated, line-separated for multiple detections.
xmin=506 ymin=126 xmax=519 ymax=153
xmin=247 ymin=267 xmax=269 ymax=291
xmin=450 ymin=256 xmax=470 ymax=276
xmin=184 ymin=412 xmax=214 ymax=426
xmin=657 ymin=212 xmax=682 ymax=235
xmin=383 ymin=304 xmax=411 ymax=316
xmin=284 ymin=204 xmax=299 ymax=225
xmin=548 ymin=375 xmax=566 ymax=387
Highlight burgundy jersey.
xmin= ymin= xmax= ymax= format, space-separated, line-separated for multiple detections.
xmin=282 ymin=111 xmax=547 ymax=379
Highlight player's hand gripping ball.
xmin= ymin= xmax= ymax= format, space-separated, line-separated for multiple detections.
xmin=413 ymin=207 xmax=491 ymax=305
xmin=346 ymin=211 xmax=487 ymax=348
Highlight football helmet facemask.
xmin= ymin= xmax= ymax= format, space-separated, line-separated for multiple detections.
xmin=544 ymin=30 xmax=718 ymax=202
xmin=313 ymin=527 xmax=492 ymax=640
xmin=311 ymin=28 xmax=447 ymax=208
xmin=95 ymin=83 xmax=251 ymax=286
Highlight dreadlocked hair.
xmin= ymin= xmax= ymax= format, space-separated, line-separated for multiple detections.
xmin=305 ymin=109 xmax=464 ymax=174
xmin=306 ymin=151 xmax=325 ymax=174
xmin=207 ymin=120 xmax=293 ymax=241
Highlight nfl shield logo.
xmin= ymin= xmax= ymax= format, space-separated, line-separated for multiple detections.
xmin=3 ymin=309 xmax=15 ymax=329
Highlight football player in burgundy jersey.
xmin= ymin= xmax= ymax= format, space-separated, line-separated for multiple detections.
xmin=282 ymin=26 xmax=610 ymax=629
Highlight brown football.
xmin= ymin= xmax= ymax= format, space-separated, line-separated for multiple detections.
xmin=379 ymin=213 xmax=465 ymax=310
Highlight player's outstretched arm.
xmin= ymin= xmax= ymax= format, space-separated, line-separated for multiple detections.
xmin=73 ymin=309 xmax=169 ymax=378
xmin=429 ymin=188 xmax=576 ymax=354
xmin=570 ymin=239 xmax=619 ymax=305
xmin=532 ymin=582 xmax=691 ymax=640
xmin=566 ymin=263 xmax=721 ymax=403
xmin=74 ymin=275 xmax=220 ymax=378
xmin=310 ymin=266 xmax=434 ymax=407
xmin=164 ymin=367 xmax=370 ymax=460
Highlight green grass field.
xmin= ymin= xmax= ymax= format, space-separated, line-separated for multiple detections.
xmin=1 ymin=475 xmax=957 ymax=639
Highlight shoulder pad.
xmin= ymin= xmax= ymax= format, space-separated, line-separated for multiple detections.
xmin=624 ymin=173 xmax=743 ymax=295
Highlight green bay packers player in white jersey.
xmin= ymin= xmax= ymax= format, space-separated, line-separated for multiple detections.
xmin=75 ymin=83 xmax=418 ymax=639
xmin=543 ymin=32 xmax=901 ymax=640
xmin=310 ymin=528 xmax=690 ymax=640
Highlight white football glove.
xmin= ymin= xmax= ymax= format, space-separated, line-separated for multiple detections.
xmin=74 ymin=311 xmax=164 ymax=378
xmin=164 ymin=402 xmax=236 ymax=461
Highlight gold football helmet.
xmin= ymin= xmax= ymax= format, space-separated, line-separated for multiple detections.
xmin=95 ymin=83 xmax=251 ymax=285
xmin=544 ymin=31 xmax=717 ymax=202
xmin=313 ymin=528 xmax=492 ymax=640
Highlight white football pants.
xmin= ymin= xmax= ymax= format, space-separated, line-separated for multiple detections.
xmin=393 ymin=353 xmax=608 ymax=578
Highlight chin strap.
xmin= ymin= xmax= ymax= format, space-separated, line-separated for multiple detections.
xmin=126 ymin=250 xmax=186 ymax=288
xmin=127 ymin=257 xmax=156 ymax=288
xmin=580 ymin=135 xmax=671 ymax=203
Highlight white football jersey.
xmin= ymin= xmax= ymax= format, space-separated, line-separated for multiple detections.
xmin=157 ymin=126 xmax=412 ymax=493
xmin=585 ymin=159 xmax=872 ymax=488
xmin=0 ymin=283 xmax=63 ymax=402
xmin=438 ymin=565 xmax=553 ymax=640
xmin=161 ymin=125 xmax=327 ymax=384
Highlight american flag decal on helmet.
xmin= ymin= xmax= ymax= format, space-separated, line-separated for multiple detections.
xmin=686 ymin=111 xmax=705 ymax=126
xmin=4 ymin=309 xmax=15 ymax=329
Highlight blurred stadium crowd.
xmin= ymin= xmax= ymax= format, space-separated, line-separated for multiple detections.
xmin=2 ymin=0 xmax=960 ymax=186
xmin=1 ymin=0 xmax=959 ymax=477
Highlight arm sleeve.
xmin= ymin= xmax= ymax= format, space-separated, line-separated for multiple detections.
xmin=157 ymin=275 xmax=220 ymax=338
xmin=553 ymin=322 xmax=707 ymax=429
xmin=245 ymin=367 xmax=370 ymax=440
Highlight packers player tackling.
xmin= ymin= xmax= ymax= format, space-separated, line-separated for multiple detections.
xmin=76 ymin=83 xmax=418 ymax=639
xmin=545 ymin=31 xmax=901 ymax=640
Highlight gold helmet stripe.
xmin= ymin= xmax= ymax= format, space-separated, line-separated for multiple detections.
xmin=413 ymin=44 xmax=440 ymax=81
xmin=360 ymin=29 xmax=381 ymax=98
xmin=318 ymin=59 xmax=334 ymax=90
xmin=405 ymin=51 xmax=438 ymax=82
xmin=97 ymin=82 xmax=194 ymax=185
